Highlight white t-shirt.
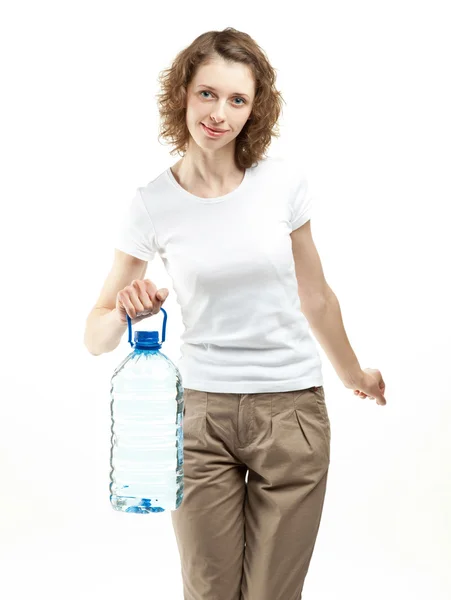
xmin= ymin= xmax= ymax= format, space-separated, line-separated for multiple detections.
xmin=113 ymin=155 xmax=323 ymax=393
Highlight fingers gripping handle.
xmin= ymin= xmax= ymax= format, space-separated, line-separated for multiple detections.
xmin=126 ymin=307 xmax=168 ymax=348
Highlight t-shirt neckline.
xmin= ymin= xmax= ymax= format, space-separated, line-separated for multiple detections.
xmin=166 ymin=165 xmax=250 ymax=203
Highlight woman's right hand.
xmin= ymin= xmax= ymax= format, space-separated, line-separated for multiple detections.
xmin=115 ymin=279 xmax=169 ymax=325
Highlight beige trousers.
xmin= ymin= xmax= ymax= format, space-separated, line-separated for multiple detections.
xmin=171 ymin=385 xmax=331 ymax=600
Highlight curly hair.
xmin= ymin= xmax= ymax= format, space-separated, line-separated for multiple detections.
xmin=156 ymin=28 xmax=285 ymax=170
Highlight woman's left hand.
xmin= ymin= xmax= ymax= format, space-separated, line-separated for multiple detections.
xmin=350 ymin=368 xmax=387 ymax=406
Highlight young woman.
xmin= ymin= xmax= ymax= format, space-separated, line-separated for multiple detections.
xmin=85 ymin=27 xmax=387 ymax=600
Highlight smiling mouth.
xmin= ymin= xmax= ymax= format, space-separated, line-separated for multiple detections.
xmin=202 ymin=123 xmax=228 ymax=133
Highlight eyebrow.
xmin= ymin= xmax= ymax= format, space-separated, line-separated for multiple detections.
xmin=196 ymin=85 xmax=250 ymax=99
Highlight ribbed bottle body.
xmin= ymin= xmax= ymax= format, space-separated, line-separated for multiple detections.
xmin=109 ymin=349 xmax=184 ymax=513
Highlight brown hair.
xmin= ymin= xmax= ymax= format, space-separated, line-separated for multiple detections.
xmin=156 ymin=28 xmax=285 ymax=170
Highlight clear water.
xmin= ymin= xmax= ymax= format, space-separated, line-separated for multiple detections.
xmin=109 ymin=348 xmax=184 ymax=513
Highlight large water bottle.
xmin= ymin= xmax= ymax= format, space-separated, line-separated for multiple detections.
xmin=109 ymin=307 xmax=184 ymax=513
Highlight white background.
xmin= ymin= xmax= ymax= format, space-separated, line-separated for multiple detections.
xmin=1 ymin=1 xmax=450 ymax=598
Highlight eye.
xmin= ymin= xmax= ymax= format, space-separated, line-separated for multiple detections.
xmin=199 ymin=91 xmax=246 ymax=105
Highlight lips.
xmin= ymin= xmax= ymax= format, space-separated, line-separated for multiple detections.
xmin=202 ymin=123 xmax=228 ymax=132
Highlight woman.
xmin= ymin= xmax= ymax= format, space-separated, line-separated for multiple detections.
xmin=85 ymin=27 xmax=386 ymax=600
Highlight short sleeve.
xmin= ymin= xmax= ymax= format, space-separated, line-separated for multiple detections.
xmin=289 ymin=175 xmax=313 ymax=232
xmin=112 ymin=188 xmax=158 ymax=261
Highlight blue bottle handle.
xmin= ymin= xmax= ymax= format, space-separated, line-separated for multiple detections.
xmin=126 ymin=307 xmax=167 ymax=348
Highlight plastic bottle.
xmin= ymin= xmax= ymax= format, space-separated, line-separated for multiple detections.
xmin=109 ymin=307 xmax=184 ymax=513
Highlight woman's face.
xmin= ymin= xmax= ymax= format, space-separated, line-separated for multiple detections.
xmin=185 ymin=58 xmax=255 ymax=149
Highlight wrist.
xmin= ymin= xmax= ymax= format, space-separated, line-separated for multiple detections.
xmin=342 ymin=368 xmax=365 ymax=389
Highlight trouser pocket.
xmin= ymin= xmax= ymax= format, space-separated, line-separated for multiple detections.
xmin=309 ymin=386 xmax=330 ymax=443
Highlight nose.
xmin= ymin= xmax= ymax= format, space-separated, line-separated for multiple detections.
xmin=209 ymin=101 xmax=227 ymax=124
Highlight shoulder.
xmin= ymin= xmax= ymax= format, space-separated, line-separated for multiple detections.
xmin=259 ymin=155 xmax=306 ymax=181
